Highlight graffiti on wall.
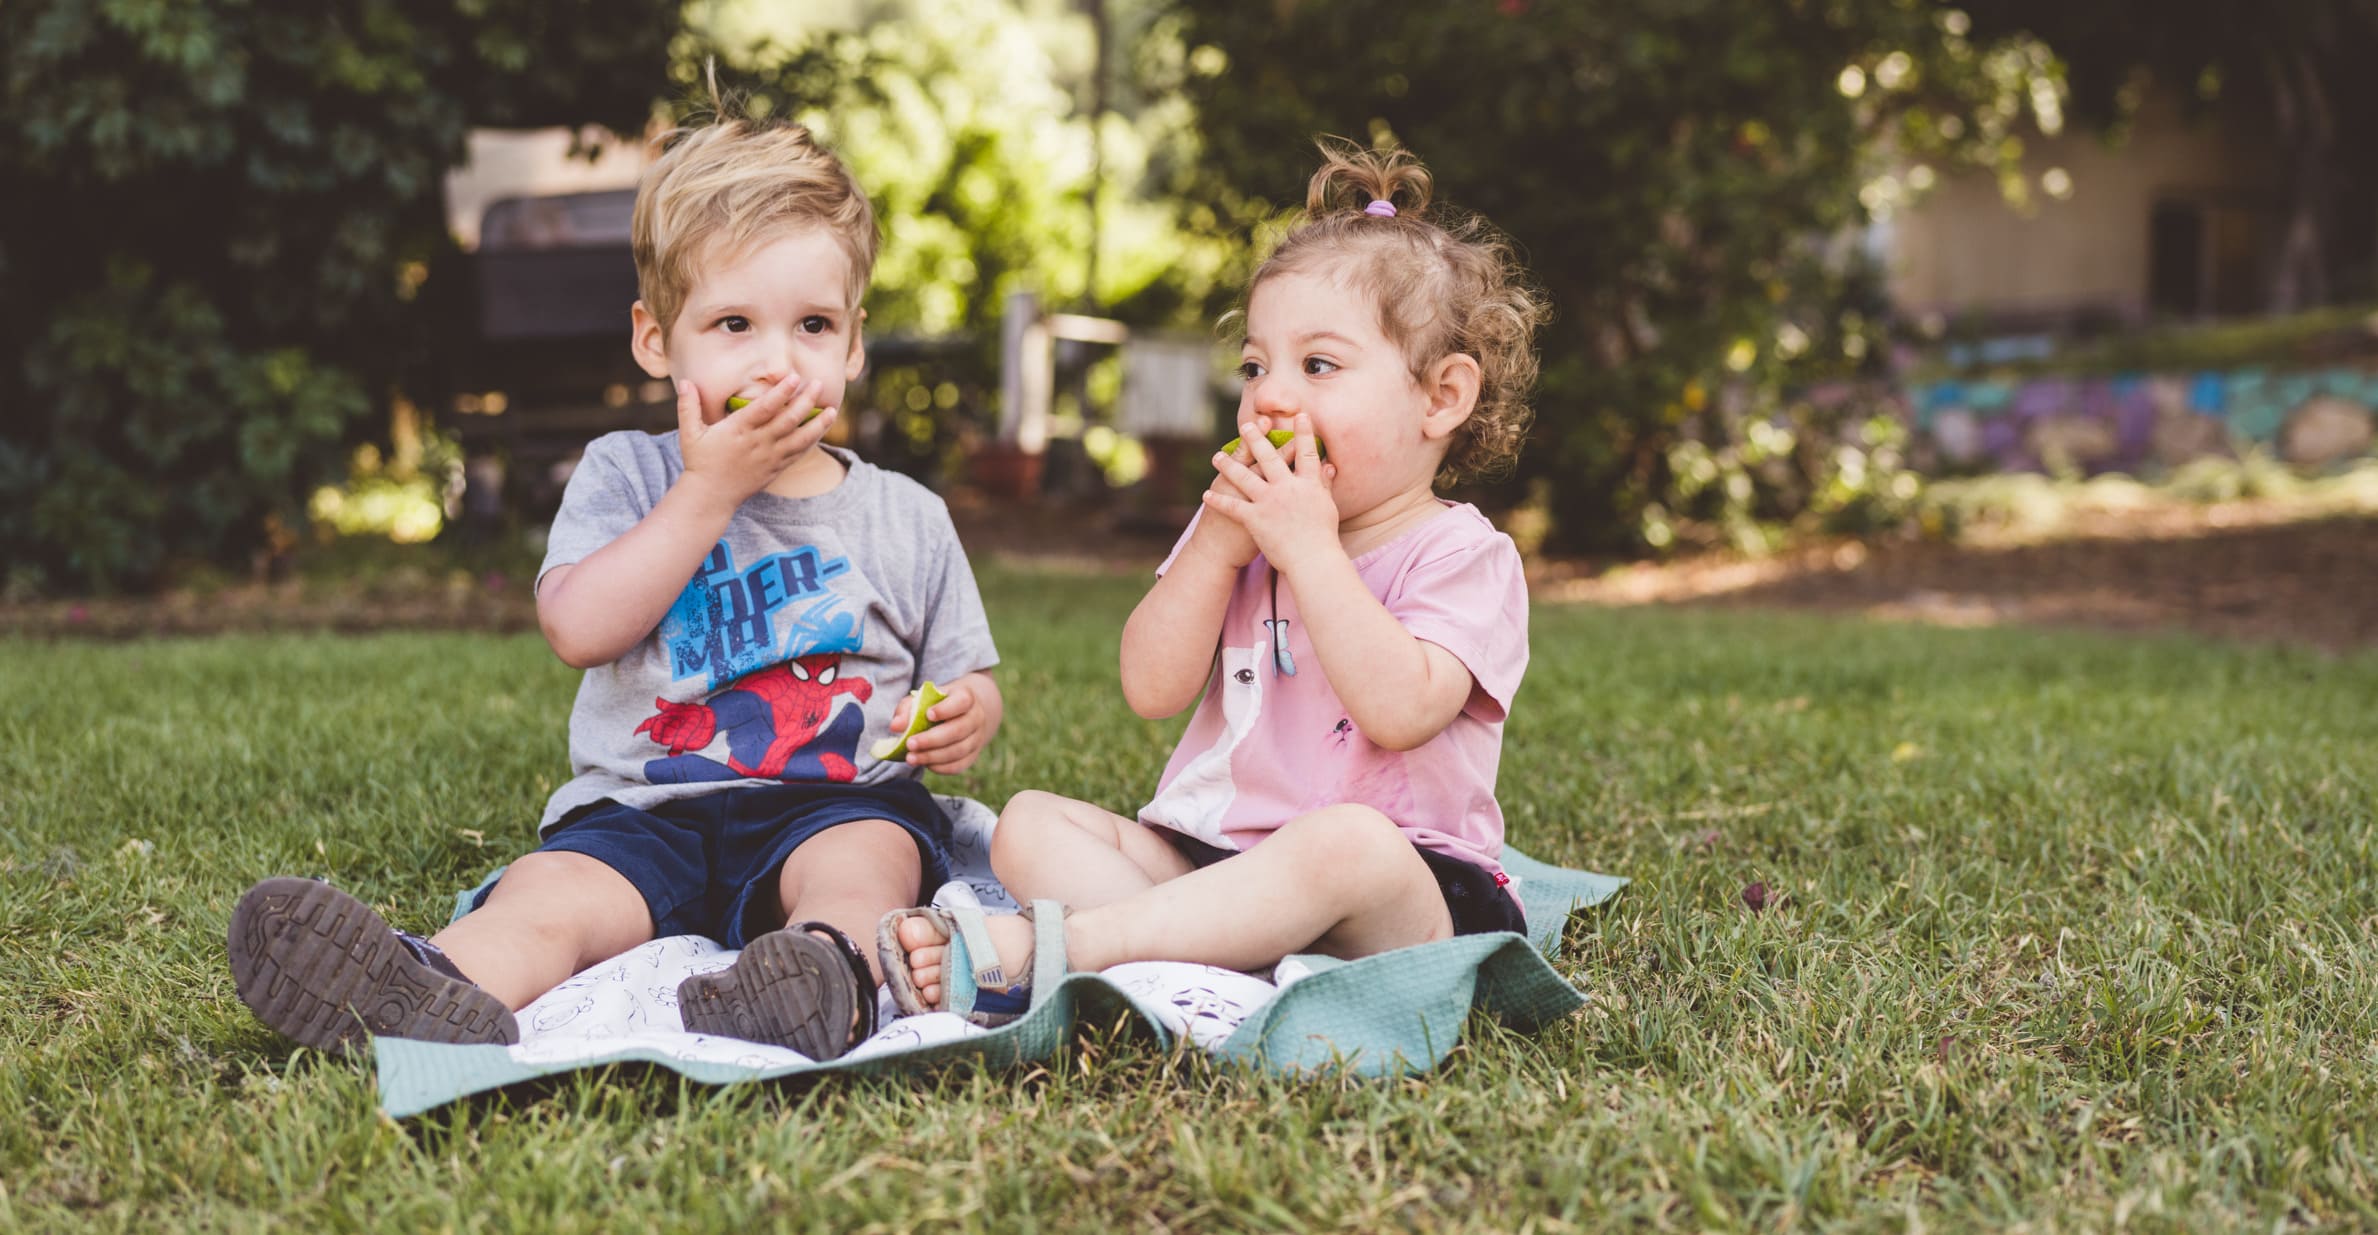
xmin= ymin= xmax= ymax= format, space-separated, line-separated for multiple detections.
xmin=1887 ymin=366 xmax=2378 ymax=474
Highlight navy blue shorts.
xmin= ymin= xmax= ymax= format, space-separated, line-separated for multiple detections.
xmin=1161 ymin=829 xmax=1527 ymax=938
xmin=473 ymin=780 xmax=955 ymax=948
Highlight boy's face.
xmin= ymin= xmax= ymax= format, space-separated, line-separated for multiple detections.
xmin=630 ymin=225 xmax=865 ymax=425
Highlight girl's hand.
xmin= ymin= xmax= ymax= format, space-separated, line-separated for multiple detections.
xmin=893 ymin=678 xmax=989 ymax=774
xmin=675 ymin=374 xmax=834 ymax=507
xmin=1183 ymin=412 xmax=1278 ymax=570
xmin=1203 ymin=413 xmax=1337 ymax=574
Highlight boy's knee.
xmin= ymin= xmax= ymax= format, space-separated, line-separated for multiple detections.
xmin=500 ymin=849 xmax=606 ymax=893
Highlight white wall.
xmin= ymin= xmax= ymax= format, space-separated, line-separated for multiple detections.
xmin=443 ymin=127 xmax=654 ymax=250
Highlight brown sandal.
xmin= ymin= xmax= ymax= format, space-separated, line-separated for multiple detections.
xmin=676 ymin=921 xmax=877 ymax=1059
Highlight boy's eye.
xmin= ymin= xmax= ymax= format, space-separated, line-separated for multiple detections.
xmin=718 ymin=315 xmax=751 ymax=333
xmin=1302 ymin=356 xmax=1338 ymax=376
xmin=800 ymin=315 xmax=832 ymax=335
xmin=1237 ymin=360 xmax=1266 ymax=381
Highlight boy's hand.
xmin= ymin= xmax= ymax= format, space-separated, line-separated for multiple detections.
xmin=890 ymin=678 xmax=990 ymax=774
xmin=1204 ymin=413 xmax=1338 ymax=575
xmin=674 ymin=374 xmax=835 ymax=506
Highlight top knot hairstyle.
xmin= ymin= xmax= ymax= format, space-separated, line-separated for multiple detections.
xmin=1244 ymin=139 xmax=1546 ymax=485
xmin=630 ymin=85 xmax=879 ymax=335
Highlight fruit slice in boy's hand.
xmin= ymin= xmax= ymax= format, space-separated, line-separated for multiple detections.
xmin=1218 ymin=428 xmax=1323 ymax=461
xmin=871 ymin=680 xmax=949 ymax=761
xmin=726 ymin=395 xmax=827 ymax=422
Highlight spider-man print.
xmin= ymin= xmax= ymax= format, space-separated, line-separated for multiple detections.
xmin=637 ymin=653 xmax=874 ymax=784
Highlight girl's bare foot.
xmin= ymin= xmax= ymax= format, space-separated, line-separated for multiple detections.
xmin=892 ymin=910 xmax=1037 ymax=1006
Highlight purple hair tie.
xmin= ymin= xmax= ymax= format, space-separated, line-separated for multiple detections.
xmin=1363 ymin=199 xmax=1397 ymax=218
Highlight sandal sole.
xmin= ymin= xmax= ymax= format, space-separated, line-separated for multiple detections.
xmin=226 ymin=877 xmax=519 ymax=1054
xmin=677 ymin=930 xmax=858 ymax=1060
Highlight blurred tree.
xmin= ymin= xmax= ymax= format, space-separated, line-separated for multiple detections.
xmin=1966 ymin=1 xmax=2378 ymax=311
xmin=0 ymin=0 xmax=675 ymax=591
xmin=678 ymin=0 xmax=1234 ymax=477
xmin=1167 ymin=0 xmax=2058 ymax=553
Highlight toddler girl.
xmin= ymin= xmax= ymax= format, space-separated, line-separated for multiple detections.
xmin=881 ymin=141 xmax=1545 ymax=1022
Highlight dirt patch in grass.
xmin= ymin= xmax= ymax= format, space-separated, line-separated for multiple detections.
xmin=8 ymin=493 xmax=2373 ymax=652
xmin=1540 ymin=504 xmax=2378 ymax=652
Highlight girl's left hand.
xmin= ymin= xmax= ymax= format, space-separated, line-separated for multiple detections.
xmin=1204 ymin=413 xmax=1338 ymax=573
xmin=894 ymin=678 xmax=988 ymax=773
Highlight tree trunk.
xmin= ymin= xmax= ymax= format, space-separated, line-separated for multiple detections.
xmin=2266 ymin=45 xmax=2334 ymax=312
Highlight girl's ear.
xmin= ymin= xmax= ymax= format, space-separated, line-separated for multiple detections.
xmin=1420 ymin=352 xmax=1482 ymax=441
xmin=629 ymin=301 xmax=671 ymax=379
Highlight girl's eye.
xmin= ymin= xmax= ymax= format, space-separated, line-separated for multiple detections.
xmin=1237 ymin=360 xmax=1266 ymax=382
xmin=800 ymin=315 xmax=832 ymax=335
xmin=719 ymin=316 xmax=751 ymax=333
xmin=1302 ymin=356 xmax=1338 ymax=376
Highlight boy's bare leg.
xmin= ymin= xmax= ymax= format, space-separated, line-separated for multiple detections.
xmin=674 ymin=819 xmax=921 ymax=1055
xmin=895 ymin=804 xmax=1450 ymax=1005
xmin=768 ymin=818 xmax=924 ymax=985
xmin=989 ymin=790 xmax=1199 ymax=908
xmin=428 ymin=850 xmax=655 ymax=1010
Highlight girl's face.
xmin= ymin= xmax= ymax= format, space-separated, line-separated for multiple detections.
xmin=1237 ymin=266 xmax=1468 ymax=522
xmin=629 ymin=224 xmax=865 ymax=424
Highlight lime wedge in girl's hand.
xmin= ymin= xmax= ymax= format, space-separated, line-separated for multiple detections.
xmin=1218 ymin=428 xmax=1322 ymax=460
xmin=871 ymin=681 xmax=949 ymax=761
xmin=725 ymin=395 xmax=826 ymax=422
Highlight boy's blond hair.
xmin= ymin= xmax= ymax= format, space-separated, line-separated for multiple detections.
xmin=632 ymin=116 xmax=878 ymax=332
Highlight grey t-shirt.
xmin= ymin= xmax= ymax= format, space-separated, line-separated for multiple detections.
xmin=535 ymin=434 xmax=999 ymax=835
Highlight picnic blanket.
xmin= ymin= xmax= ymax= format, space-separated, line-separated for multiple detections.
xmin=374 ymin=797 xmax=1626 ymax=1118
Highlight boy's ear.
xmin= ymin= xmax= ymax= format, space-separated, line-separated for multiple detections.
xmin=1419 ymin=352 xmax=1481 ymax=441
xmin=629 ymin=300 xmax=671 ymax=379
xmin=844 ymin=306 xmax=868 ymax=383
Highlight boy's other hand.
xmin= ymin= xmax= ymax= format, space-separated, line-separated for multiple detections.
xmin=891 ymin=678 xmax=989 ymax=774
xmin=675 ymin=375 xmax=834 ymax=506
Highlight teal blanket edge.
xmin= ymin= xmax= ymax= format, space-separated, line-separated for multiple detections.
xmin=376 ymin=847 xmax=1625 ymax=1118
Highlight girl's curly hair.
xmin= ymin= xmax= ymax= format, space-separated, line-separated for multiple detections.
xmin=1240 ymin=139 xmax=1546 ymax=485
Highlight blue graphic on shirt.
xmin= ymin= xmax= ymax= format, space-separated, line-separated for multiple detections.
xmin=661 ymin=543 xmax=862 ymax=691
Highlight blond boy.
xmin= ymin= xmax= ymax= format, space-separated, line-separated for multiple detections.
xmin=229 ymin=116 xmax=1001 ymax=1061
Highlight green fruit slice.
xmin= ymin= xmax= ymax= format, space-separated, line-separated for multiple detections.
xmin=1218 ymin=428 xmax=1322 ymax=460
xmin=870 ymin=680 xmax=949 ymax=761
xmin=725 ymin=395 xmax=826 ymax=422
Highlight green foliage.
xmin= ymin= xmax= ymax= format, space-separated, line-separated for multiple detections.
xmin=1169 ymin=0 xmax=2057 ymax=553
xmin=0 ymin=0 xmax=677 ymax=592
xmin=1921 ymin=454 xmax=2378 ymax=540
xmin=1655 ymin=396 xmax=1925 ymax=553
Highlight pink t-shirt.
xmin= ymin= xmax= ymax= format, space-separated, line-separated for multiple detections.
xmin=1138 ymin=502 xmax=1529 ymax=887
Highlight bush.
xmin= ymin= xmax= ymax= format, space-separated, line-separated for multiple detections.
xmin=0 ymin=0 xmax=675 ymax=592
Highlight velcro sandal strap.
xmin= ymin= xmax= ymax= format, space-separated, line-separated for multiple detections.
xmin=946 ymin=903 xmax=1009 ymax=989
xmin=786 ymin=919 xmax=877 ymax=1043
xmin=1025 ymin=899 xmax=1068 ymax=1010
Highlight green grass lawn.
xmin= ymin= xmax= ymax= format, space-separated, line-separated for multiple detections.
xmin=4 ymin=564 xmax=2375 ymax=1231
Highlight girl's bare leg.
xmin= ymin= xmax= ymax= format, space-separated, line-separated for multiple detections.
xmin=990 ymin=789 xmax=1199 ymax=906
xmin=897 ymin=803 xmax=1450 ymax=1004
